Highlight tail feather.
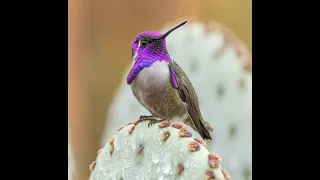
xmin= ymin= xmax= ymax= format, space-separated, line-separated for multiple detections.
xmin=184 ymin=117 xmax=212 ymax=140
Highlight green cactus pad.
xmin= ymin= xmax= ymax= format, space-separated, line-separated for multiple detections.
xmin=90 ymin=120 xmax=229 ymax=180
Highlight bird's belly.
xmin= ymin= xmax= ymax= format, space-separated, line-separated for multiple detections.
xmin=133 ymin=87 xmax=187 ymax=120
xmin=132 ymin=83 xmax=187 ymax=120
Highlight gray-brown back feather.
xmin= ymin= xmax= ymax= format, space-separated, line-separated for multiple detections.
xmin=171 ymin=60 xmax=212 ymax=140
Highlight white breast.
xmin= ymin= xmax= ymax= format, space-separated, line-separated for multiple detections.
xmin=133 ymin=60 xmax=170 ymax=89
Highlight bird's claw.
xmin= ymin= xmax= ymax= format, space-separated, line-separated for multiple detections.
xmin=147 ymin=120 xmax=158 ymax=128
xmin=147 ymin=118 xmax=166 ymax=128
xmin=137 ymin=115 xmax=157 ymax=125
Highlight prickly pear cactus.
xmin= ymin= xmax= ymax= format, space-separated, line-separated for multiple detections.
xmin=102 ymin=20 xmax=252 ymax=180
xmin=90 ymin=120 xmax=230 ymax=180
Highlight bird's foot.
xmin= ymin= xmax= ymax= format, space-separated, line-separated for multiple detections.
xmin=148 ymin=118 xmax=167 ymax=128
xmin=128 ymin=115 xmax=156 ymax=126
xmin=134 ymin=115 xmax=158 ymax=124
xmin=139 ymin=115 xmax=155 ymax=121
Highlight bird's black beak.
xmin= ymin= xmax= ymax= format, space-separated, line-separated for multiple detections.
xmin=156 ymin=20 xmax=188 ymax=41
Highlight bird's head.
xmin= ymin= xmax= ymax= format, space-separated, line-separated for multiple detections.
xmin=127 ymin=21 xmax=187 ymax=85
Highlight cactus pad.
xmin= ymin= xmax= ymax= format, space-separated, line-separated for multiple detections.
xmin=90 ymin=120 xmax=230 ymax=180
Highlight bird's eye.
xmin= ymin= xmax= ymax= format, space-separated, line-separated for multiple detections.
xmin=140 ymin=40 xmax=148 ymax=48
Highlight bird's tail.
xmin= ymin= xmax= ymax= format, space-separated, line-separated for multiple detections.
xmin=184 ymin=116 xmax=213 ymax=140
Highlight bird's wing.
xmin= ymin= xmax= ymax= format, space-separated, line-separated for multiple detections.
xmin=169 ymin=60 xmax=212 ymax=140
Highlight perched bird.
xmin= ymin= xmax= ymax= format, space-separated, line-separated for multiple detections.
xmin=127 ymin=21 xmax=213 ymax=140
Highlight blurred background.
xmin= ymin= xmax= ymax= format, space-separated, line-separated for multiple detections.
xmin=68 ymin=0 xmax=251 ymax=180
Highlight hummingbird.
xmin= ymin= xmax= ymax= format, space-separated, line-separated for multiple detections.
xmin=127 ymin=21 xmax=213 ymax=140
